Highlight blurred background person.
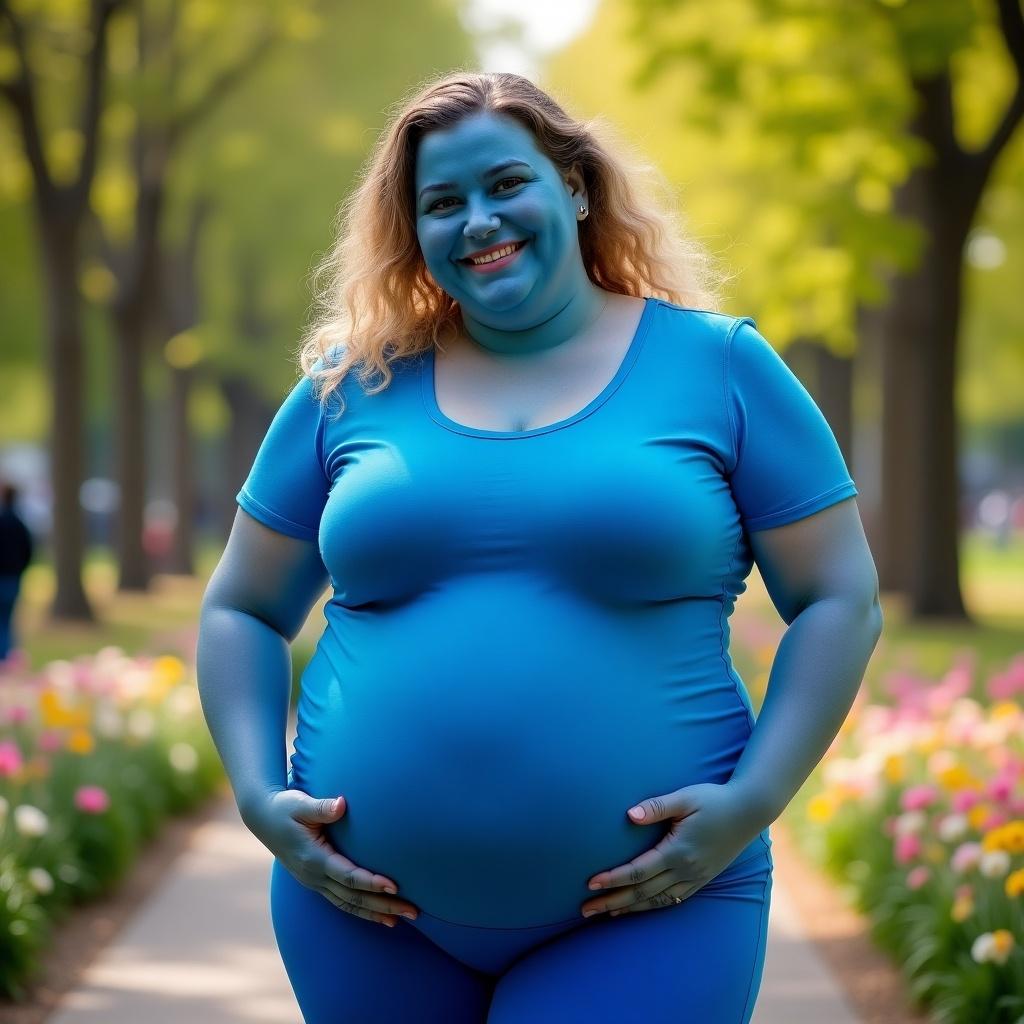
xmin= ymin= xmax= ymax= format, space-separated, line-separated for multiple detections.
xmin=0 ymin=480 xmax=34 ymax=664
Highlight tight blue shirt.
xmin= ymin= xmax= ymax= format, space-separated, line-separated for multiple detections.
xmin=236 ymin=297 xmax=858 ymax=928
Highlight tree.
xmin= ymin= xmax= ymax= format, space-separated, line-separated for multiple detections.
xmin=0 ymin=0 xmax=127 ymax=621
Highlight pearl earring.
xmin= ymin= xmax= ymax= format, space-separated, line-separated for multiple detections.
xmin=578 ymin=204 xmax=587 ymax=217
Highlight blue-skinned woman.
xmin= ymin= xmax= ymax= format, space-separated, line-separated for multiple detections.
xmin=197 ymin=70 xmax=883 ymax=1023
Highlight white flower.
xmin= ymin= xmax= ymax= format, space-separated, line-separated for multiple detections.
xmin=43 ymin=661 xmax=75 ymax=694
xmin=120 ymin=668 xmax=151 ymax=702
xmin=971 ymin=933 xmax=996 ymax=963
xmin=14 ymin=804 xmax=49 ymax=837
xmin=971 ymin=930 xmax=1014 ymax=965
xmin=169 ymin=742 xmax=198 ymax=773
xmin=93 ymin=704 xmax=124 ymax=739
xmin=938 ymin=813 xmax=968 ymax=842
xmin=894 ymin=810 xmax=926 ymax=835
xmin=127 ymin=708 xmax=156 ymax=740
xmin=979 ymin=850 xmax=1011 ymax=878
xmin=27 ymin=867 xmax=54 ymax=894
xmin=167 ymin=686 xmax=199 ymax=719
xmin=57 ymin=863 xmax=80 ymax=885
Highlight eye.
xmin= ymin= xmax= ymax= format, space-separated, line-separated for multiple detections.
xmin=427 ymin=177 xmax=526 ymax=212
xmin=494 ymin=176 xmax=525 ymax=192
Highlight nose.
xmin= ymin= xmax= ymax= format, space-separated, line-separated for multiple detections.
xmin=463 ymin=194 xmax=500 ymax=240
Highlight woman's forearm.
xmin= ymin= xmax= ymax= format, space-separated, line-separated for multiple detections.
xmin=196 ymin=601 xmax=293 ymax=822
xmin=727 ymin=594 xmax=884 ymax=827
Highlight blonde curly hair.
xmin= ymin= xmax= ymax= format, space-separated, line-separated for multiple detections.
xmin=297 ymin=69 xmax=730 ymax=417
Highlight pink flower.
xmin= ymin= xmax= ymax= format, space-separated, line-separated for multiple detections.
xmin=907 ymin=865 xmax=931 ymax=890
xmin=38 ymin=730 xmax=65 ymax=752
xmin=986 ymin=655 xmax=1024 ymax=701
xmin=895 ymin=833 xmax=922 ymax=864
xmin=0 ymin=740 xmax=23 ymax=777
xmin=951 ymin=842 xmax=983 ymax=873
xmin=74 ymin=785 xmax=110 ymax=814
xmin=983 ymin=810 xmax=1009 ymax=830
xmin=2 ymin=704 xmax=30 ymax=725
xmin=986 ymin=775 xmax=1016 ymax=802
xmin=901 ymin=784 xmax=939 ymax=811
xmin=952 ymin=790 xmax=982 ymax=813
xmin=0 ymin=649 xmax=28 ymax=673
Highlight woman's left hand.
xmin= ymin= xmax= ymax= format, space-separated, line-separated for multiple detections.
xmin=580 ymin=782 xmax=763 ymax=918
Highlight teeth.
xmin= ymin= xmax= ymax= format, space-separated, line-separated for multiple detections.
xmin=470 ymin=242 xmax=522 ymax=265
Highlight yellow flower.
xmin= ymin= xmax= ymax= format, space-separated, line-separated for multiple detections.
xmin=1001 ymin=821 xmax=1024 ymax=855
xmin=951 ymin=895 xmax=974 ymax=922
xmin=936 ymin=765 xmax=978 ymax=790
xmin=66 ymin=730 xmax=95 ymax=755
xmin=1005 ymin=868 xmax=1024 ymax=899
xmin=807 ymin=793 xmax=838 ymax=823
xmin=968 ymin=803 xmax=993 ymax=830
xmin=39 ymin=690 xmax=75 ymax=728
xmin=992 ymin=930 xmax=1015 ymax=963
xmin=883 ymin=754 xmax=906 ymax=783
xmin=989 ymin=702 xmax=1021 ymax=721
xmin=147 ymin=655 xmax=186 ymax=704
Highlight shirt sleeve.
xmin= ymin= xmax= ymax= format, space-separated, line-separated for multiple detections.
xmin=726 ymin=318 xmax=858 ymax=532
xmin=235 ymin=371 xmax=330 ymax=541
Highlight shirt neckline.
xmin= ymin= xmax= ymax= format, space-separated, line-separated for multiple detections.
xmin=421 ymin=295 xmax=657 ymax=440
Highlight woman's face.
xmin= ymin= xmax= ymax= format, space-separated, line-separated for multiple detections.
xmin=414 ymin=110 xmax=587 ymax=322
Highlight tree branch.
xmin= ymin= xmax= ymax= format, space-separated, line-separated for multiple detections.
xmin=0 ymin=1 xmax=55 ymax=207
xmin=71 ymin=0 xmax=127 ymax=211
xmin=969 ymin=0 xmax=1024 ymax=184
xmin=167 ymin=27 xmax=278 ymax=146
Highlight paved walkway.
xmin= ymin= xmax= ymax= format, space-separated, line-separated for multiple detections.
xmin=47 ymin=800 xmax=863 ymax=1024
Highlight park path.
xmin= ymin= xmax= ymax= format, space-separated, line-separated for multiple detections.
xmin=46 ymin=713 xmax=864 ymax=1024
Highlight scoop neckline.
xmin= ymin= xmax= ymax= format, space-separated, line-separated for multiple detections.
xmin=421 ymin=296 xmax=657 ymax=439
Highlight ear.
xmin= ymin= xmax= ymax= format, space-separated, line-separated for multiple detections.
xmin=563 ymin=162 xmax=588 ymax=210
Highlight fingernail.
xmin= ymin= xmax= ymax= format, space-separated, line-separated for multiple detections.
xmin=583 ymin=909 xmax=597 ymax=918
xmin=628 ymin=806 xmax=645 ymax=820
xmin=383 ymin=886 xmax=398 ymax=894
xmin=401 ymin=911 xmax=417 ymax=920
xmin=383 ymin=919 xmax=395 ymax=928
xmin=588 ymin=881 xmax=602 ymax=891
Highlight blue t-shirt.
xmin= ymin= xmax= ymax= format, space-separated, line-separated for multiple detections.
xmin=236 ymin=297 xmax=857 ymax=927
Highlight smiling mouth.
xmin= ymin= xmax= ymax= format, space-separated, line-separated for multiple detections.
xmin=460 ymin=240 xmax=528 ymax=266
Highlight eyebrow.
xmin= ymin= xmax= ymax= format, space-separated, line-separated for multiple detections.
xmin=418 ymin=160 xmax=532 ymax=201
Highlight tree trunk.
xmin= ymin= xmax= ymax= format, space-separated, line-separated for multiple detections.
xmin=220 ymin=376 xmax=276 ymax=539
xmin=40 ymin=213 xmax=94 ymax=621
xmin=167 ymin=364 xmax=196 ymax=575
xmin=111 ymin=303 xmax=151 ymax=591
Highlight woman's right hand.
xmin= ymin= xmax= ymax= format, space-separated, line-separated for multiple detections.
xmin=243 ymin=788 xmax=420 ymax=928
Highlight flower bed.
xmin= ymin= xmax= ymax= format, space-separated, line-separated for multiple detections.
xmin=0 ymin=648 xmax=222 ymax=1002
xmin=790 ymin=651 xmax=1024 ymax=1024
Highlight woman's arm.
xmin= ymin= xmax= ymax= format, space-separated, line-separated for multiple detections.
xmin=726 ymin=497 xmax=884 ymax=826
xmin=197 ymin=509 xmax=329 ymax=823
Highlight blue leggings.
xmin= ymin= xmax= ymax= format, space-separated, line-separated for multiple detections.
xmin=269 ymin=845 xmax=772 ymax=1023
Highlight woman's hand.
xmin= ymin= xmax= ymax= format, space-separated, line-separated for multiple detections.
xmin=580 ymin=782 xmax=763 ymax=918
xmin=243 ymin=788 xmax=420 ymax=928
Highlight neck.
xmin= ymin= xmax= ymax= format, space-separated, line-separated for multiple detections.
xmin=458 ymin=285 xmax=609 ymax=357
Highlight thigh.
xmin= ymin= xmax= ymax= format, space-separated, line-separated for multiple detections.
xmin=487 ymin=851 xmax=773 ymax=1024
xmin=269 ymin=858 xmax=494 ymax=1024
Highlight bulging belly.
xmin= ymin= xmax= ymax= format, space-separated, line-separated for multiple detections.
xmin=289 ymin=593 xmax=758 ymax=927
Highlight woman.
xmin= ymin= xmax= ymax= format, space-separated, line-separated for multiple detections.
xmin=197 ymin=71 xmax=883 ymax=1023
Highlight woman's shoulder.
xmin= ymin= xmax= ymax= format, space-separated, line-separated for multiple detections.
xmin=645 ymin=299 xmax=758 ymax=359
